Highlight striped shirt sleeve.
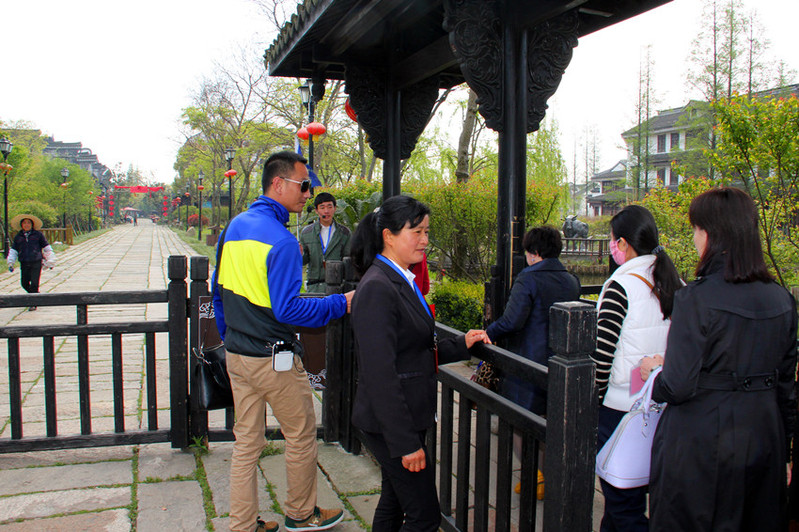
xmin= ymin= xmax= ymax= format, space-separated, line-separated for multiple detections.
xmin=590 ymin=280 xmax=628 ymax=401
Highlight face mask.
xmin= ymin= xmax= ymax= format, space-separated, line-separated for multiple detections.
xmin=610 ymin=238 xmax=627 ymax=265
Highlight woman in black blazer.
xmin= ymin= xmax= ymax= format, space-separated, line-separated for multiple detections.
xmin=350 ymin=195 xmax=489 ymax=532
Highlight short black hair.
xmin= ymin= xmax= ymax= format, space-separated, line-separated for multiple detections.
xmin=522 ymin=226 xmax=562 ymax=258
xmin=262 ymin=151 xmax=307 ymax=192
xmin=314 ymin=192 xmax=336 ymax=208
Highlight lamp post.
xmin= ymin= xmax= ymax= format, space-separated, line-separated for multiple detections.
xmin=299 ymin=79 xmax=326 ymax=171
xmin=224 ymin=148 xmax=235 ymax=221
xmin=299 ymin=80 xmax=314 ymax=170
xmin=60 ymin=168 xmax=70 ymax=229
xmin=184 ymin=186 xmax=190 ymax=230
xmin=100 ymin=183 xmax=108 ymax=225
xmin=87 ymin=191 xmax=93 ymax=231
xmin=0 ymin=137 xmax=13 ymax=257
xmin=197 ymin=170 xmax=204 ymax=241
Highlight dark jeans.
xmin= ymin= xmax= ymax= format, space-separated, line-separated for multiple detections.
xmin=20 ymin=261 xmax=42 ymax=294
xmin=597 ymin=405 xmax=649 ymax=532
xmin=359 ymin=430 xmax=441 ymax=532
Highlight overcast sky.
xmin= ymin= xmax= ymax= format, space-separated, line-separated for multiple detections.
xmin=2 ymin=0 xmax=798 ymax=184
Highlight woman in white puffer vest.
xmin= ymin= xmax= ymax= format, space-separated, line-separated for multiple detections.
xmin=591 ymin=205 xmax=682 ymax=532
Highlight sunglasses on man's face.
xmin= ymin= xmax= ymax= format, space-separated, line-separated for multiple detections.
xmin=282 ymin=176 xmax=312 ymax=193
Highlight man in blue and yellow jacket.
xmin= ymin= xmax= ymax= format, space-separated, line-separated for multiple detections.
xmin=212 ymin=151 xmax=353 ymax=532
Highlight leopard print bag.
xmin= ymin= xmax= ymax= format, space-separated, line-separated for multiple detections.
xmin=470 ymin=360 xmax=499 ymax=392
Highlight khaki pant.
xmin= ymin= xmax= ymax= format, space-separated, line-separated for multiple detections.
xmin=227 ymin=352 xmax=318 ymax=532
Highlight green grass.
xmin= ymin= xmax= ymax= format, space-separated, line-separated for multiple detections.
xmin=50 ymin=227 xmax=112 ymax=253
xmin=169 ymin=227 xmax=217 ymax=266
xmin=194 ymin=453 xmax=216 ymax=531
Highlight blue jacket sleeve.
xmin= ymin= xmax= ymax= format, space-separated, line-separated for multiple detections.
xmin=267 ymin=237 xmax=347 ymax=326
xmin=486 ymin=276 xmax=535 ymax=342
xmin=211 ymin=268 xmax=226 ymax=341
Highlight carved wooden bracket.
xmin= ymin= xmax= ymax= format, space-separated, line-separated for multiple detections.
xmin=345 ymin=63 xmax=440 ymax=160
xmin=443 ymin=0 xmax=579 ymax=133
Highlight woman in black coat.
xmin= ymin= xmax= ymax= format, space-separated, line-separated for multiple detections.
xmin=640 ymin=188 xmax=797 ymax=531
xmin=350 ymin=196 xmax=489 ymax=532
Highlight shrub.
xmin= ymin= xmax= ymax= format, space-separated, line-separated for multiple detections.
xmin=188 ymin=213 xmax=209 ymax=227
xmin=9 ymin=200 xmax=59 ymax=229
xmin=430 ymin=280 xmax=485 ymax=332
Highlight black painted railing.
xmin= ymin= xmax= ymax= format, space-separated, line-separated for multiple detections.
xmin=0 ymin=255 xmax=189 ymax=453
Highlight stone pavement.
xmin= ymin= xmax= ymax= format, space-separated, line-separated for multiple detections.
xmin=0 ymin=223 xmax=606 ymax=531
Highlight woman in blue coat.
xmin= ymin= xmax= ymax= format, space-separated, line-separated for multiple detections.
xmin=486 ymin=226 xmax=581 ymax=414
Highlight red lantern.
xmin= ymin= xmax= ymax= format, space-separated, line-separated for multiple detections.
xmin=345 ymin=98 xmax=358 ymax=122
xmin=306 ymin=121 xmax=326 ymax=137
xmin=297 ymin=127 xmax=309 ymax=140
xmin=224 ymin=169 xmax=238 ymax=178
xmin=197 ymin=185 xmax=204 ymax=191
xmin=88 ymin=190 xmax=93 ymax=195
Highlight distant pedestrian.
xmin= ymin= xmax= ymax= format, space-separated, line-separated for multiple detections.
xmin=6 ymin=214 xmax=57 ymax=310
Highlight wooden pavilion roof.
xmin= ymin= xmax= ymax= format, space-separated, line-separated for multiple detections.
xmin=265 ymin=0 xmax=672 ymax=88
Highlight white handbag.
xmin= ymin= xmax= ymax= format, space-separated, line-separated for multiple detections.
xmin=596 ymin=366 xmax=665 ymax=488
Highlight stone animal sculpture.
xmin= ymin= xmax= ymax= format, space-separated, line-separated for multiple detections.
xmin=562 ymin=215 xmax=589 ymax=238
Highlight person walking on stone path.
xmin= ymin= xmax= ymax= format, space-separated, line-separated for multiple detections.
xmin=212 ymin=150 xmax=354 ymax=532
xmin=6 ymin=214 xmax=56 ymax=310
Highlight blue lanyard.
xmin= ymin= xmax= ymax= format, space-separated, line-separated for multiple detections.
xmin=319 ymin=225 xmax=332 ymax=254
xmin=376 ymin=254 xmax=431 ymax=317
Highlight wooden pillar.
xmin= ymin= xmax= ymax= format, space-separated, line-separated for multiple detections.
xmin=495 ymin=14 xmax=528 ymax=318
xmin=168 ymin=255 xmax=189 ymax=449
xmin=544 ymin=301 xmax=598 ymax=531
xmin=383 ymin=86 xmax=402 ymax=199
xmin=189 ymin=256 xmax=209 ymax=441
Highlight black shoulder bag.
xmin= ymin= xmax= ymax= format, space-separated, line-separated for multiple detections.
xmin=193 ymin=229 xmax=234 ymax=410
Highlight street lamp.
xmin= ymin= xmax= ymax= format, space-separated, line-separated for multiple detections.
xmin=0 ymin=137 xmax=13 ymax=257
xmin=224 ymin=147 xmax=236 ymax=221
xmin=60 ymin=168 xmax=70 ymax=229
xmin=298 ymin=79 xmax=325 ymax=173
xmin=184 ymin=185 xmax=190 ymax=230
xmin=299 ymin=79 xmax=318 ymax=170
xmin=87 ymin=191 xmax=93 ymax=231
xmin=197 ymin=170 xmax=204 ymax=242
xmin=100 ymin=182 xmax=109 ymax=225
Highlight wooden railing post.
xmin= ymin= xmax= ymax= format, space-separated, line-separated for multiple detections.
xmin=544 ymin=301 xmax=597 ymax=532
xmin=323 ymin=260 xmax=345 ymax=445
xmin=168 ymin=255 xmax=189 ymax=449
xmin=189 ymin=256 xmax=209 ymax=441
xmin=322 ymin=259 xmax=360 ymax=453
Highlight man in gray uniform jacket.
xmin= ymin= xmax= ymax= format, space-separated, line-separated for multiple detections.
xmin=300 ymin=192 xmax=351 ymax=293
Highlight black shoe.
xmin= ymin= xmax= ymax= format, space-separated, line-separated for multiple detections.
xmin=28 ymin=306 xmax=37 ymax=311
xmin=256 ymin=517 xmax=279 ymax=532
